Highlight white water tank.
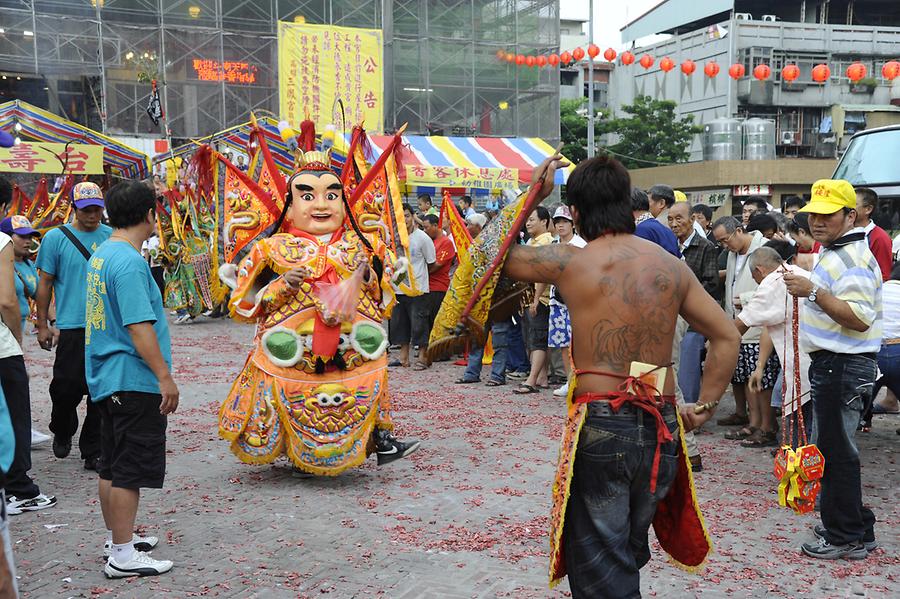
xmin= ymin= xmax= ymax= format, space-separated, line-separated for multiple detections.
xmin=703 ymin=118 xmax=743 ymax=161
xmin=743 ymin=118 xmax=776 ymax=160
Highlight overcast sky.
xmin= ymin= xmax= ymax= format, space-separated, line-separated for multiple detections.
xmin=560 ymin=0 xmax=664 ymax=48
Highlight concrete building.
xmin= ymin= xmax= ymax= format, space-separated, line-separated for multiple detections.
xmin=0 ymin=0 xmax=561 ymax=143
xmin=611 ymin=0 xmax=900 ymax=218
xmin=558 ymin=16 xmax=611 ymax=106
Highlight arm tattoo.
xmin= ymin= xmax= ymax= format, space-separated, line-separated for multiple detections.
xmin=510 ymin=244 xmax=573 ymax=282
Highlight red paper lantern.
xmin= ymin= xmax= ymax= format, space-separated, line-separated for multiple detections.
xmin=525 ymin=55 xmax=536 ymax=67
xmin=603 ymin=48 xmax=617 ymax=62
xmin=515 ymin=54 xmax=525 ymax=66
xmin=753 ymin=64 xmax=771 ymax=80
xmin=496 ymin=49 xmax=505 ymax=60
xmin=548 ymin=53 xmax=559 ymax=66
xmin=505 ymin=52 xmax=515 ymax=63
xmin=559 ymin=51 xmax=572 ymax=65
xmin=728 ymin=63 xmax=745 ymax=79
xmin=621 ymin=51 xmax=635 ymax=66
xmin=883 ymin=61 xmax=900 ymax=80
xmin=659 ymin=57 xmax=675 ymax=72
xmin=782 ymin=64 xmax=800 ymax=82
xmin=704 ymin=61 xmax=720 ymax=78
xmin=639 ymin=54 xmax=654 ymax=70
xmin=681 ymin=60 xmax=696 ymax=75
xmin=572 ymin=47 xmax=585 ymax=61
xmin=847 ymin=62 xmax=867 ymax=82
xmin=537 ymin=55 xmax=547 ymax=67
xmin=587 ymin=44 xmax=600 ymax=59
xmin=811 ymin=63 xmax=830 ymax=82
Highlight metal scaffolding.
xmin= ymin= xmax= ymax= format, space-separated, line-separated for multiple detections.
xmin=0 ymin=0 xmax=560 ymax=143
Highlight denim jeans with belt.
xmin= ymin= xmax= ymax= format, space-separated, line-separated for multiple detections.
xmin=809 ymin=351 xmax=877 ymax=546
xmin=563 ymin=402 xmax=679 ymax=599
xmin=463 ymin=320 xmax=510 ymax=383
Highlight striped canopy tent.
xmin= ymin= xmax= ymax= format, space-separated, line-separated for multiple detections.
xmin=152 ymin=116 xmax=297 ymax=172
xmin=0 ymin=100 xmax=150 ymax=179
xmin=335 ymin=134 xmax=574 ymax=189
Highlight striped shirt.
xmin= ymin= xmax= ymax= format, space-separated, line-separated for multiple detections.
xmin=800 ymin=228 xmax=883 ymax=355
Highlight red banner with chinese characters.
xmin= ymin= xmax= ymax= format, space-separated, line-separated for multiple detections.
xmin=0 ymin=143 xmax=103 ymax=175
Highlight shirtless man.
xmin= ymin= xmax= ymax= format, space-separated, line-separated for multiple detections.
xmin=503 ymin=155 xmax=740 ymax=598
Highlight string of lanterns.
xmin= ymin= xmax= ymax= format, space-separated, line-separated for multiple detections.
xmin=496 ymin=47 xmax=900 ymax=82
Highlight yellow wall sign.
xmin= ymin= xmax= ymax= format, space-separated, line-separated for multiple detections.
xmin=278 ymin=22 xmax=384 ymax=133
xmin=0 ymin=142 xmax=104 ymax=174
xmin=405 ymin=165 xmax=519 ymax=190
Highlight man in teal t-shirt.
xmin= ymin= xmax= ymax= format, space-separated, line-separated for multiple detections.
xmin=85 ymin=180 xmax=178 ymax=580
xmin=34 ymin=182 xmax=111 ymax=469
xmin=0 ymin=216 xmax=40 ymax=330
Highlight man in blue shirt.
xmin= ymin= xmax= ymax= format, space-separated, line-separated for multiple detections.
xmin=85 ymin=181 xmax=178 ymax=579
xmin=35 ymin=182 xmax=111 ymax=470
xmin=631 ymin=188 xmax=681 ymax=258
xmin=0 ymin=216 xmax=39 ymax=332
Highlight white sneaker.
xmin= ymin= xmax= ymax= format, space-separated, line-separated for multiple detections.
xmin=7 ymin=493 xmax=56 ymax=513
xmin=31 ymin=428 xmax=51 ymax=446
xmin=553 ymin=382 xmax=569 ymax=397
xmin=103 ymin=533 xmax=160 ymax=557
xmin=174 ymin=313 xmax=192 ymax=324
xmin=104 ymin=551 xmax=173 ymax=578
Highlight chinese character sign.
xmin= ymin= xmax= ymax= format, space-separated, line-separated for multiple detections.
xmin=405 ymin=166 xmax=519 ymax=190
xmin=0 ymin=143 xmax=103 ymax=175
xmin=277 ymin=22 xmax=383 ymax=133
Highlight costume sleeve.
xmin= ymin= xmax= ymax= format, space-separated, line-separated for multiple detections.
xmin=228 ymin=241 xmax=296 ymax=323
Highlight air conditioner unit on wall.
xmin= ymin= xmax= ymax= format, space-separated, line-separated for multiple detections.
xmin=762 ymin=15 xmax=777 ymax=22
xmin=781 ymin=130 xmax=796 ymax=144
xmin=735 ymin=13 xmax=753 ymax=21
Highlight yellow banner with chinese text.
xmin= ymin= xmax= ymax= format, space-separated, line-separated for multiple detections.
xmin=277 ymin=22 xmax=383 ymax=133
xmin=0 ymin=143 xmax=103 ymax=175
xmin=406 ymin=165 xmax=519 ymax=190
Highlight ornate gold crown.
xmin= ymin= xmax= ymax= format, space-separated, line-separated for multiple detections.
xmin=296 ymin=149 xmax=332 ymax=170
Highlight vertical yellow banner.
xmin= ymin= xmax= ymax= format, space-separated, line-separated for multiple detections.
xmin=278 ymin=22 xmax=384 ymax=133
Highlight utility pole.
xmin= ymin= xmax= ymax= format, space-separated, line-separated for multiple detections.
xmin=587 ymin=0 xmax=595 ymax=158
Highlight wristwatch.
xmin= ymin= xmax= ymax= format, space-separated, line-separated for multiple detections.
xmin=808 ymin=286 xmax=819 ymax=303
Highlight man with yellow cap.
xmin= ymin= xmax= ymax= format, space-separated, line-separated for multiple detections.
xmin=783 ymin=179 xmax=882 ymax=560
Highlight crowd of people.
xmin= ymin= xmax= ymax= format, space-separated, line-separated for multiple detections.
xmin=0 ymin=151 xmax=897 ymax=596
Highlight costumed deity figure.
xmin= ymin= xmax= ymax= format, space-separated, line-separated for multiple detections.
xmin=218 ymin=129 xmax=419 ymax=475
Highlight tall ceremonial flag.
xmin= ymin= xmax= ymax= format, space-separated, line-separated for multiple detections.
xmin=277 ymin=22 xmax=384 ymax=133
xmin=220 ymin=158 xmax=281 ymax=263
xmin=147 ymin=80 xmax=163 ymax=127
xmin=439 ymin=189 xmax=473 ymax=256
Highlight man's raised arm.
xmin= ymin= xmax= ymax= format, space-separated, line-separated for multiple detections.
xmin=503 ymin=243 xmax=575 ymax=285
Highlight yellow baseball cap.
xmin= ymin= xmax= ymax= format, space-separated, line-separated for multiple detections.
xmin=801 ymin=179 xmax=856 ymax=215
xmin=674 ymin=190 xmax=688 ymax=203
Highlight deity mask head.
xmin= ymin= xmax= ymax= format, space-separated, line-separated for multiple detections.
xmin=287 ymin=170 xmax=345 ymax=235
xmin=273 ymin=147 xmax=346 ymax=237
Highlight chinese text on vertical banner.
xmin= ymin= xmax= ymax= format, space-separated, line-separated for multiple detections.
xmin=278 ymin=22 xmax=383 ymax=133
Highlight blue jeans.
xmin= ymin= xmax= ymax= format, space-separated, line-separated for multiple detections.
xmin=874 ymin=343 xmax=900 ymax=400
xmin=505 ymin=317 xmax=530 ymax=373
xmin=677 ymin=331 xmax=705 ymax=404
xmin=563 ymin=402 xmax=679 ymax=599
xmin=463 ymin=321 xmax=510 ymax=383
xmin=809 ymin=351 xmax=877 ymax=546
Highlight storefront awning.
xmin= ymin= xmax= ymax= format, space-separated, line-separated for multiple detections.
xmin=0 ymin=100 xmax=151 ymax=179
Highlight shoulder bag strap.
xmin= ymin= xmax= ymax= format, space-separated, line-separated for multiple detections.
xmin=58 ymin=226 xmax=93 ymax=261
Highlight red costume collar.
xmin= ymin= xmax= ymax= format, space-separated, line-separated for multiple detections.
xmin=282 ymin=225 xmax=346 ymax=244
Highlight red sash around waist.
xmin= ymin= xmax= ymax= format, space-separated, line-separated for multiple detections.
xmin=573 ymin=368 xmax=676 ymax=493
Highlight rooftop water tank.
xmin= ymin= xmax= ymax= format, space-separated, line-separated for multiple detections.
xmin=743 ymin=118 xmax=776 ymax=160
xmin=703 ymin=118 xmax=742 ymax=161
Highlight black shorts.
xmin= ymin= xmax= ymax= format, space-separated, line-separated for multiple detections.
xmin=524 ymin=302 xmax=551 ymax=352
xmin=97 ymin=392 xmax=168 ymax=490
xmin=389 ymin=293 xmax=431 ymax=347
xmin=732 ymin=343 xmax=781 ymax=388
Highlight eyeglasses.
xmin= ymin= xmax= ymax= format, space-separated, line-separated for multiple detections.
xmin=716 ymin=230 xmax=736 ymax=248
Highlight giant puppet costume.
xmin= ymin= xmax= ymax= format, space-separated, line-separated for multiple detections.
xmin=217 ymin=126 xmax=419 ymax=475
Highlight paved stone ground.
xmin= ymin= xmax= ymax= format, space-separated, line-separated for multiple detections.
xmin=10 ymin=317 xmax=899 ymax=598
